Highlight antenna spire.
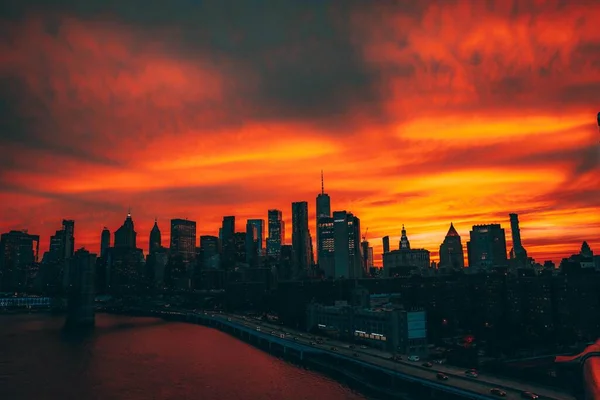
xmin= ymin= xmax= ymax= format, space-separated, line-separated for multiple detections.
xmin=321 ymin=170 xmax=324 ymax=194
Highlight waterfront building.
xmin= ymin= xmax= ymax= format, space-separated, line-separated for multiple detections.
xmin=65 ymin=248 xmax=96 ymax=328
xmin=0 ymin=230 xmax=40 ymax=292
xmin=307 ymin=302 xmax=428 ymax=355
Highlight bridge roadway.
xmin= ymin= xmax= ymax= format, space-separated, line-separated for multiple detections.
xmin=136 ymin=307 xmax=574 ymax=400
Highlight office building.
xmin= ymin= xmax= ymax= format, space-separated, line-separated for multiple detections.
xmin=0 ymin=230 xmax=40 ymax=292
xmin=307 ymin=303 xmax=428 ymax=355
xmin=199 ymin=235 xmax=219 ymax=269
xmin=62 ymin=220 xmax=75 ymax=259
xmin=221 ymin=216 xmax=236 ymax=269
xmin=247 ymin=219 xmax=265 ymax=256
xmin=467 ymin=224 xmax=508 ymax=270
xmin=382 ymin=236 xmax=390 ymax=254
xmin=170 ymin=219 xmax=196 ymax=262
xmin=100 ymin=227 xmax=110 ymax=258
xmin=114 ymin=212 xmax=137 ymax=249
xmin=245 ymin=222 xmax=259 ymax=266
xmin=292 ymin=202 xmax=313 ymax=277
xmin=317 ymin=216 xmax=335 ymax=278
xmin=333 ymin=211 xmax=363 ymax=279
xmin=149 ymin=219 xmax=162 ymax=255
xmin=278 ymin=245 xmax=294 ymax=280
xmin=234 ymin=232 xmax=246 ymax=264
xmin=438 ymin=223 xmax=465 ymax=271
xmin=382 ymin=226 xmax=430 ymax=277
xmin=267 ymin=210 xmax=284 ymax=257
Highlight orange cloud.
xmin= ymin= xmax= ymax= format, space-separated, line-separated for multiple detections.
xmin=0 ymin=1 xmax=598 ymax=266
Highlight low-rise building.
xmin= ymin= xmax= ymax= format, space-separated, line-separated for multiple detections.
xmin=306 ymin=302 xmax=428 ymax=356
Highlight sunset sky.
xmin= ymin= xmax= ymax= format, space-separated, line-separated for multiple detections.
xmin=0 ymin=0 xmax=598 ymax=265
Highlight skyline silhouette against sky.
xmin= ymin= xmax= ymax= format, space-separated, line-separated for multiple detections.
xmin=0 ymin=0 xmax=598 ymax=264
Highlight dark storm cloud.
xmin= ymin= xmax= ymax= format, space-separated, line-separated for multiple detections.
xmin=0 ymin=0 xmax=406 ymax=127
xmin=0 ymin=77 xmax=124 ymax=174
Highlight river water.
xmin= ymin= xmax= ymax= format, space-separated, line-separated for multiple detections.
xmin=0 ymin=313 xmax=365 ymax=400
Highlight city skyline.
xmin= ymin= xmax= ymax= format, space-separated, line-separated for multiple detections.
xmin=4 ymin=204 xmax=596 ymax=267
xmin=1 ymin=1 xmax=599 ymax=265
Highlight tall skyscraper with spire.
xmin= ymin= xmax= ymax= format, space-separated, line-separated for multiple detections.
xmin=149 ymin=219 xmax=162 ymax=255
xmin=316 ymin=170 xmax=333 ymax=274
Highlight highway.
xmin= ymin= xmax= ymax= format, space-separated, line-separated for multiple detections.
xmin=212 ymin=312 xmax=574 ymax=400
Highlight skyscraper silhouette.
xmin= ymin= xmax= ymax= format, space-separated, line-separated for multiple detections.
xmin=114 ymin=211 xmax=137 ymax=249
xmin=267 ymin=210 xmax=284 ymax=257
xmin=333 ymin=211 xmax=362 ymax=279
xmin=316 ymin=171 xmax=331 ymax=258
xmin=149 ymin=219 xmax=162 ymax=255
xmin=509 ymin=213 xmax=528 ymax=267
xmin=170 ymin=219 xmax=196 ymax=262
xmin=439 ymin=222 xmax=465 ymax=271
xmin=100 ymin=227 xmax=110 ymax=258
xmin=292 ymin=202 xmax=312 ymax=278
xmin=221 ymin=216 xmax=236 ymax=269
xmin=467 ymin=224 xmax=508 ymax=270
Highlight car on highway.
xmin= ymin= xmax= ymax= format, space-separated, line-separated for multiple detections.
xmin=436 ymin=373 xmax=448 ymax=381
xmin=465 ymin=370 xmax=478 ymax=378
xmin=521 ymin=392 xmax=539 ymax=399
xmin=359 ymin=345 xmax=367 ymax=349
xmin=407 ymin=355 xmax=420 ymax=362
xmin=490 ymin=388 xmax=507 ymax=397
xmin=330 ymin=347 xmax=338 ymax=351
xmin=422 ymin=362 xmax=433 ymax=368
xmin=353 ymin=353 xmax=360 ymax=357
xmin=348 ymin=345 xmax=356 ymax=349
xmin=310 ymin=341 xmax=317 ymax=345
